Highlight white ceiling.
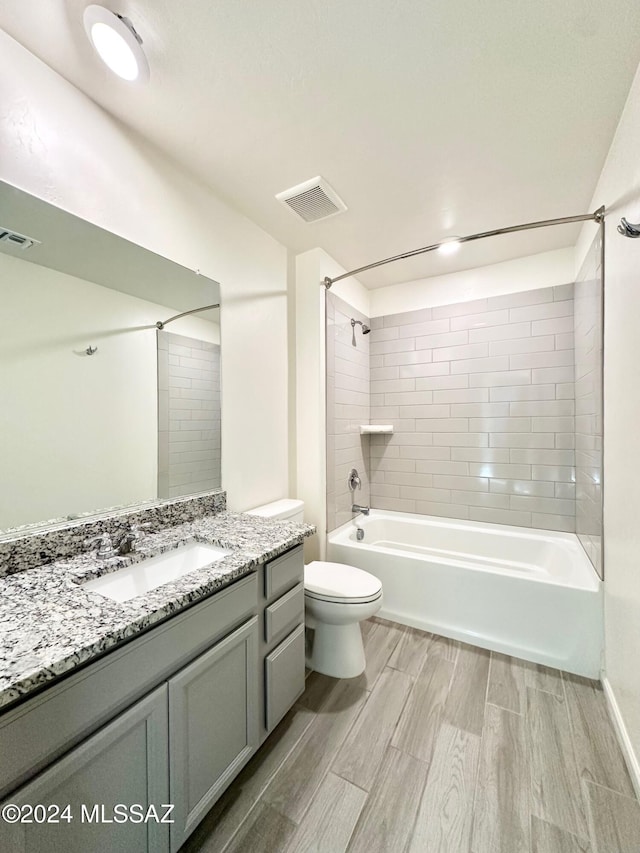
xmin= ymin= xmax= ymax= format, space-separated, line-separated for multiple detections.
xmin=2 ymin=0 xmax=640 ymax=287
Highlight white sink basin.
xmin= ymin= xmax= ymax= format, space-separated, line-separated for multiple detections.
xmin=81 ymin=541 xmax=233 ymax=603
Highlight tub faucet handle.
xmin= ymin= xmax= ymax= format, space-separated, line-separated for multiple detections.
xmin=348 ymin=468 xmax=362 ymax=490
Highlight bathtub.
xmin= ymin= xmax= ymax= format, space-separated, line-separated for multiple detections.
xmin=327 ymin=510 xmax=603 ymax=678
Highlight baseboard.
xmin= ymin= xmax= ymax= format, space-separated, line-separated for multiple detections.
xmin=601 ymin=673 xmax=640 ymax=800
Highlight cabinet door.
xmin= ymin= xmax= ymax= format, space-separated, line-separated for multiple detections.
xmin=168 ymin=616 xmax=258 ymax=852
xmin=265 ymin=623 xmax=305 ymax=732
xmin=0 ymin=685 xmax=169 ymax=853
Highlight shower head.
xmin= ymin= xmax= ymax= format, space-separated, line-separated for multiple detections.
xmin=351 ymin=318 xmax=370 ymax=335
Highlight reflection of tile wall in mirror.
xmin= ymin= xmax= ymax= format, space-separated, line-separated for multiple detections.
xmin=158 ymin=331 xmax=222 ymax=499
xmin=0 ymin=180 xmax=221 ymax=534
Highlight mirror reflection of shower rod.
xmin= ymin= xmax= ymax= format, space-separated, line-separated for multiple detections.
xmin=156 ymin=303 xmax=220 ymax=330
xmin=322 ymin=207 xmax=605 ymax=288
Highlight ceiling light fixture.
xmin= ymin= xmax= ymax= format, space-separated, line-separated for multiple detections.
xmin=83 ymin=5 xmax=149 ymax=83
xmin=437 ymin=236 xmax=461 ymax=256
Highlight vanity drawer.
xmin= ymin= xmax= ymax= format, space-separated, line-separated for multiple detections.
xmin=264 ymin=624 xmax=305 ymax=731
xmin=265 ymin=583 xmax=304 ymax=645
xmin=264 ymin=545 xmax=303 ymax=600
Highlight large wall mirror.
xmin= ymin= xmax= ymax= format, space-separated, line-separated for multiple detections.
xmin=0 ymin=181 xmax=221 ymax=534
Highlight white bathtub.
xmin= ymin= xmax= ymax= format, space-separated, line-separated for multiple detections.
xmin=327 ymin=510 xmax=603 ymax=677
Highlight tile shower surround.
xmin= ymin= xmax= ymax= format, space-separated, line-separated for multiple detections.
xmin=574 ymin=231 xmax=604 ymax=577
xmin=368 ymin=286 xmax=577 ymax=531
xmin=327 ymin=285 xmax=580 ymax=534
xmin=326 ymin=294 xmax=371 ymax=532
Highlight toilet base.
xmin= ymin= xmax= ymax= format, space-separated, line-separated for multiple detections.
xmin=306 ymin=621 xmax=366 ymax=679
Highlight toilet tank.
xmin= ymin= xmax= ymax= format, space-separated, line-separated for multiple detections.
xmin=246 ymin=499 xmax=305 ymax=523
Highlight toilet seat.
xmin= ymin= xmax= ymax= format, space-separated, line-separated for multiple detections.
xmin=305 ymin=561 xmax=382 ymax=605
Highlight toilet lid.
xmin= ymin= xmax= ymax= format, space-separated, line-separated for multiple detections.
xmin=305 ymin=561 xmax=382 ymax=604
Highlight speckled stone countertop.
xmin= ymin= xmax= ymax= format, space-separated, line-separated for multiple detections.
xmin=0 ymin=512 xmax=314 ymax=711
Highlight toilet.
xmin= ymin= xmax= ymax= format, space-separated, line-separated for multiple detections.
xmin=247 ymin=499 xmax=383 ymax=678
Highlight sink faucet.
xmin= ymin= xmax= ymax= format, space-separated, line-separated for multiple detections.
xmin=115 ymin=523 xmax=150 ymax=556
xmin=352 ymin=504 xmax=370 ymax=516
xmin=84 ymin=533 xmax=117 ymax=559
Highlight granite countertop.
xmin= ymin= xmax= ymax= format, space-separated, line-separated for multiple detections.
xmin=0 ymin=511 xmax=314 ymax=712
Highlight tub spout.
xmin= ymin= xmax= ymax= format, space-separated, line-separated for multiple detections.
xmin=352 ymin=504 xmax=370 ymax=515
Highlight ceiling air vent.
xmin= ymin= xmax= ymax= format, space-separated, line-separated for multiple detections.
xmin=276 ymin=176 xmax=347 ymax=223
xmin=0 ymin=227 xmax=40 ymax=251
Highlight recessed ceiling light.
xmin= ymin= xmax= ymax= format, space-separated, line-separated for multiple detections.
xmin=437 ymin=236 xmax=461 ymax=256
xmin=83 ymin=5 xmax=149 ymax=83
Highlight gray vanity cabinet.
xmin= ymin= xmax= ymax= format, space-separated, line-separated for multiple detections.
xmin=0 ymin=544 xmax=306 ymax=851
xmin=0 ymin=685 xmax=170 ymax=853
xmin=168 ymin=616 xmax=258 ymax=852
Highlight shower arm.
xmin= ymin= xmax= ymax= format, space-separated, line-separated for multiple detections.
xmin=156 ymin=303 xmax=220 ymax=330
xmin=351 ymin=318 xmax=370 ymax=334
xmin=322 ymin=207 xmax=605 ymax=288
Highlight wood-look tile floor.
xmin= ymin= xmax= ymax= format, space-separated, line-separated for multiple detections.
xmin=182 ymin=618 xmax=640 ymax=853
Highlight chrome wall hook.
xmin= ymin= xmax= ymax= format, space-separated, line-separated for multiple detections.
xmin=617 ymin=218 xmax=640 ymax=238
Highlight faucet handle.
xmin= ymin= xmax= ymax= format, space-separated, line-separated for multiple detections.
xmin=115 ymin=522 xmax=153 ymax=554
xmin=118 ymin=521 xmax=152 ymax=539
xmin=348 ymin=468 xmax=362 ymax=491
xmin=84 ymin=533 xmax=116 ymax=559
xmin=129 ymin=522 xmax=152 ymax=536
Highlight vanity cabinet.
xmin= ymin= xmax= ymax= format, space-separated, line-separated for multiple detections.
xmin=0 ymin=685 xmax=170 ymax=853
xmin=0 ymin=543 xmax=305 ymax=851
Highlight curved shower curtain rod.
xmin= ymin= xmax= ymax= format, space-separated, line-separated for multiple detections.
xmin=322 ymin=206 xmax=605 ymax=289
xmin=156 ymin=303 xmax=220 ymax=330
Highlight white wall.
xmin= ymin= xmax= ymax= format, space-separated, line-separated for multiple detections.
xmin=578 ymin=60 xmax=640 ymax=788
xmin=0 ymin=252 xmax=218 ymax=528
xmin=369 ymin=248 xmax=574 ymax=317
xmin=0 ymin=31 xmax=289 ymax=512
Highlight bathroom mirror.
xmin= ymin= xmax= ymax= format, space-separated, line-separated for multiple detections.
xmin=0 ymin=181 xmax=222 ymax=534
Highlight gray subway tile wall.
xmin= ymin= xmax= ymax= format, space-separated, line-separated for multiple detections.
xmin=325 ymin=285 xmax=599 ymax=537
xmin=157 ymin=331 xmax=221 ymax=499
xmin=574 ymin=231 xmax=604 ymax=577
xmin=326 ymin=294 xmax=371 ymax=532
xmin=368 ymin=286 xmax=577 ymax=530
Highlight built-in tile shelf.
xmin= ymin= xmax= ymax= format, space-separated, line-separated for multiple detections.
xmin=360 ymin=425 xmax=394 ymax=434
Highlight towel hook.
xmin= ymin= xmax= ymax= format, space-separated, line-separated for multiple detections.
xmin=617 ymin=218 xmax=640 ymax=238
